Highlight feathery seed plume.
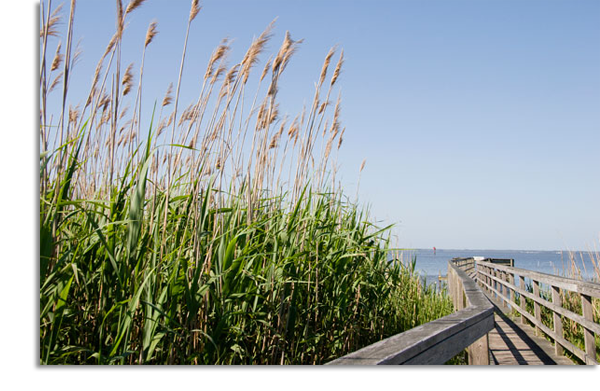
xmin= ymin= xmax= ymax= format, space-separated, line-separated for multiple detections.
xmin=99 ymin=93 xmax=111 ymax=113
xmin=42 ymin=3 xmax=64 ymax=38
xmin=337 ymin=127 xmax=345 ymax=149
xmin=287 ymin=118 xmax=299 ymax=138
xmin=156 ymin=118 xmax=167 ymax=137
xmin=72 ymin=41 xmax=83 ymax=69
xmin=272 ymin=31 xmax=293 ymax=74
xmin=145 ymin=20 xmax=158 ymax=47
xmin=260 ymin=57 xmax=272 ymax=82
xmin=189 ymin=0 xmax=201 ymax=22
xmin=205 ymin=39 xmax=230 ymax=81
xmin=162 ymin=83 xmax=173 ymax=106
xmin=166 ymin=111 xmax=175 ymax=127
xmin=272 ymin=31 xmax=303 ymax=77
xmin=100 ymin=32 xmax=119 ymax=62
xmin=69 ymin=105 xmax=80 ymax=125
xmin=241 ymin=20 xmax=275 ymax=84
xmin=324 ymin=137 xmax=333 ymax=161
xmin=219 ymin=64 xmax=239 ymax=98
xmin=331 ymin=49 xmax=344 ymax=86
xmin=125 ymin=0 xmax=146 ymax=15
xmin=280 ymin=37 xmax=303 ymax=76
xmin=319 ymin=47 xmax=335 ymax=86
xmin=51 ymin=42 xmax=63 ymax=71
xmin=211 ymin=64 xmax=227 ymax=84
xmin=49 ymin=72 xmax=63 ymax=93
xmin=318 ymin=101 xmax=327 ymax=115
xmin=121 ymin=63 xmax=134 ymax=95
xmin=116 ymin=0 xmax=124 ymax=38
xmin=119 ymin=105 xmax=129 ymax=120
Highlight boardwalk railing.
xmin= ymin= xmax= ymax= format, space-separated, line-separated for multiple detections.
xmin=477 ymin=260 xmax=600 ymax=365
xmin=327 ymin=258 xmax=494 ymax=365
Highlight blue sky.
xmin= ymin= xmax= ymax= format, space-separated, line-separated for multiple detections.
xmin=40 ymin=0 xmax=600 ymax=250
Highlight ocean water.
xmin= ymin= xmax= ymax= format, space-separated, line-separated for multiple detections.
xmin=391 ymin=248 xmax=599 ymax=285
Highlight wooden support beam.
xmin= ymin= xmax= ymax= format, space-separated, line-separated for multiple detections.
xmin=467 ymin=333 xmax=490 ymax=365
xmin=520 ymin=275 xmax=527 ymax=325
xmin=551 ymin=285 xmax=564 ymax=357
xmin=581 ymin=294 xmax=596 ymax=363
xmin=533 ymin=280 xmax=542 ymax=336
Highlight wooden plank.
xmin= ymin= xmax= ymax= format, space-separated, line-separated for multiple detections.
xmin=551 ymin=285 xmax=564 ymax=356
xmin=581 ymin=294 xmax=596 ymax=363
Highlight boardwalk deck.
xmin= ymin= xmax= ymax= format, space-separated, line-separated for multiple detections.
xmin=484 ymin=293 xmax=574 ymax=365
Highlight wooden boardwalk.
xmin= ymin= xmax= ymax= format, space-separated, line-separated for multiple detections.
xmin=484 ymin=294 xmax=574 ymax=365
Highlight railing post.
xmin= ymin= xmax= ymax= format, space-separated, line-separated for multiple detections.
xmin=467 ymin=334 xmax=490 ymax=365
xmin=508 ymin=272 xmax=515 ymax=309
xmin=581 ymin=294 xmax=596 ymax=363
xmin=491 ymin=268 xmax=497 ymax=300
xmin=551 ymin=285 xmax=564 ymax=357
xmin=500 ymin=270 xmax=507 ymax=308
xmin=533 ymin=280 xmax=542 ymax=336
xmin=519 ymin=275 xmax=527 ymax=325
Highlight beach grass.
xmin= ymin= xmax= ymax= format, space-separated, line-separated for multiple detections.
xmin=39 ymin=0 xmax=453 ymax=364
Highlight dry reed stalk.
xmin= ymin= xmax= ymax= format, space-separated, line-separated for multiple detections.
xmin=161 ymin=0 xmax=203 ymax=261
xmin=40 ymin=1 xmax=63 ymax=101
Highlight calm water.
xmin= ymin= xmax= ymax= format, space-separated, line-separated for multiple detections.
xmin=392 ymin=248 xmax=598 ymax=285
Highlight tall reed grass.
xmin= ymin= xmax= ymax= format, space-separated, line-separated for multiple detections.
xmin=39 ymin=0 xmax=453 ymax=364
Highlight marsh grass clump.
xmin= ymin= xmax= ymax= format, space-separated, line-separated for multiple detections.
xmin=39 ymin=0 xmax=453 ymax=364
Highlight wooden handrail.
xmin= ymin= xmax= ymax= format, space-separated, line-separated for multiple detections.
xmin=327 ymin=259 xmax=494 ymax=365
xmin=476 ymin=260 xmax=600 ymax=365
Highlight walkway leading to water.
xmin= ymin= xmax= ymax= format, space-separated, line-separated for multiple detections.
xmin=484 ymin=294 xmax=574 ymax=365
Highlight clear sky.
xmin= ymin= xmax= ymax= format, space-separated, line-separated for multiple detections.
xmin=40 ymin=0 xmax=600 ymax=250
